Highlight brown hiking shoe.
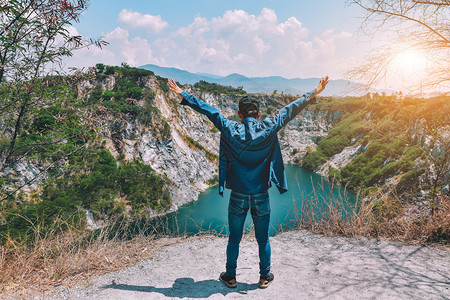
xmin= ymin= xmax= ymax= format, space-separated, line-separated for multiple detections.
xmin=259 ymin=273 xmax=274 ymax=288
xmin=219 ymin=272 xmax=237 ymax=288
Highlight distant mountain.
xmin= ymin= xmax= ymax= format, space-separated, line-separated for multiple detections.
xmin=140 ymin=64 xmax=207 ymax=84
xmin=195 ymin=72 xmax=223 ymax=79
xmin=140 ymin=64 xmax=371 ymax=96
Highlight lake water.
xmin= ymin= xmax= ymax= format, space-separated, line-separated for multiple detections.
xmin=163 ymin=164 xmax=357 ymax=236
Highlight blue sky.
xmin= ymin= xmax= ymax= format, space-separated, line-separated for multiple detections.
xmin=77 ymin=1 xmax=363 ymax=39
xmin=66 ymin=1 xmax=396 ymax=85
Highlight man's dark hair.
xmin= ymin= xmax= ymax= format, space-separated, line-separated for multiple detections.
xmin=239 ymin=95 xmax=260 ymax=118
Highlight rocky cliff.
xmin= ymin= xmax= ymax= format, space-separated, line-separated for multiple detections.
xmin=91 ymin=76 xmax=221 ymax=210
xmin=82 ymin=75 xmax=338 ymax=210
xmin=5 ymin=69 xmax=447 ymax=221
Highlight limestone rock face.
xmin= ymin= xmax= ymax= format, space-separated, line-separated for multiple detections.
xmin=1 ymin=157 xmax=57 ymax=202
xmin=317 ymin=144 xmax=362 ymax=176
xmin=280 ymin=110 xmax=340 ymax=162
xmin=97 ymin=80 xmax=340 ymax=208
xmin=101 ymin=79 xmax=220 ymax=209
xmin=137 ymin=130 xmax=216 ymax=209
xmin=6 ymin=158 xmax=47 ymax=193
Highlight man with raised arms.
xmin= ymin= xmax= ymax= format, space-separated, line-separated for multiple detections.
xmin=168 ymin=76 xmax=329 ymax=289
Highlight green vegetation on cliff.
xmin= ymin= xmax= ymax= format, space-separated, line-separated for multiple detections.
xmin=1 ymin=64 xmax=251 ymax=245
xmin=0 ymin=147 xmax=171 ymax=242
xmin=194 ymin=80 xmax=247 ymax=95
xmin=302 ymin=94 xmax=449 ymax=197
xmin=0 ymin=65 xmax=176 ymax=244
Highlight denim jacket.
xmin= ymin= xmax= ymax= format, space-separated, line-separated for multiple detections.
xmin=180 ymin=89 xmax=317 ymax=196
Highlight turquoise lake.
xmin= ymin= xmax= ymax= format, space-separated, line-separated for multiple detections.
xmin=163 ymin=164 xmax=357 ymax=236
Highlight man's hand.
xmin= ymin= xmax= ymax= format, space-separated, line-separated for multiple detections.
xmin=168 ymin=78 xmax=183 ymax=98
xmin=312 ymin=76 xmax=329 ymax=98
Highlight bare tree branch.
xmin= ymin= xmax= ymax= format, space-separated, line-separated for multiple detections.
xmin=348 ymin=0 xmax=450 ymax=90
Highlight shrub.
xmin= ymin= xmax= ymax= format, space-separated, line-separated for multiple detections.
xmin=302 ymin=149 xmax=328 ymax=171
xmin=127 ymin=86 xmax=142 ymax=99
xmin=319 ymin=136 xmax=350 ymax=157
xmin=120 ymin=66 xmax=153 ymax=79
xmin=89 ymin=84 xmax=103 ymax=103
xmin=160 ymin=119 xmax=171 ymax=140
xmin=101 ymin=90 xmax=115 ymax=100
xmin=105 ymin=65 xmax=117 ymax=75
xmin=138 ymin=102 xmax=160 ymax=126
xmin=0 ymin=148 xmax=172 ymax=243
xmin=381 ymin=145 xmax=423 ymax=178
xmin=0 ymin=136 xmax=9 ymax=157
xmin=156 ymin=76 xmax=170 ymax=93
xmin=119 ymin=162 xmax=171 ymax=211
xmin=316 ymin=113 xmax=365 ymax=158
xmin=95 ymin=63 xmax=105 ymax=71
xmin=32 ymin=115 xmax=56 ymax=132
xmin=399 ymin=168 xmax=425 ymax=189
xmin=193 ymin=80 xmax=246 ymax=95
xmin=206 ymin=175 xmax=219 ymax=185
xmin=328 ymin=167 xmax=341 ymax=182
xmin=142 ymin=88 xmax=156 ymax=103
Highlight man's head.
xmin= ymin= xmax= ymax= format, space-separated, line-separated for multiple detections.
xmin=238 ymin=95 xmax=261 ymax=121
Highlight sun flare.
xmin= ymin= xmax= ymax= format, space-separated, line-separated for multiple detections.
xmin=391 ymin=50 xmax=428 ymax=73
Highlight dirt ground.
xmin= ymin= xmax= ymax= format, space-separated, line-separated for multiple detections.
xmin=41 ymin=230 xmax=449 ymax=299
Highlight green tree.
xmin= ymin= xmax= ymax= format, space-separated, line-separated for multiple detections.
xmin=0 ymin=0 xmax=106 ymax=200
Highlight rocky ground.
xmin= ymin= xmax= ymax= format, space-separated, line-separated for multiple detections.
xmin=40 ymin=230 xmax=449 ymax=300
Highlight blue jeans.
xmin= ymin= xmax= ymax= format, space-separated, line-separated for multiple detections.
xmin=226 ymin=190 xmax=271 ymax=278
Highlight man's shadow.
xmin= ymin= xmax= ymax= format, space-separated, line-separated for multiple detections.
xmin=102 ymin=277 xmax=259 ymax=298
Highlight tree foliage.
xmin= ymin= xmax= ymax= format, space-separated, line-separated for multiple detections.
xmin=0 ymin=0 xmax=106 ymax=189
xmin=194 ymin=80 xmax=247 ymax=95
xmin=0 ymin=0 xmax=107 ymax=81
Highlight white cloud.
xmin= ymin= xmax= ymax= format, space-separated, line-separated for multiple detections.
xmin=118 ymin=9 xmax=168 ymax=33
xmin=174 ymin=16 xmax=209 ymax=38
xmin=65 ymin=8 xmax=358 ymax=80
xmin=65 ymin=25 xmax=80 ymax=37
xmin=62 ymin=26 xmax=164 ymax=70
xmin=105 ymin=26 xmax=129 ymax=40
xmin=172 ymin=8 xmax=339 ymax=77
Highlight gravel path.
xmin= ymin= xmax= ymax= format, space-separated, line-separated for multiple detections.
xmin=47 ymin=230 xmax=449 ymax=300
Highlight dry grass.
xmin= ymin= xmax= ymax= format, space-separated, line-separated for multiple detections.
xmin=288 ymin=179 xmax=450 ymax=246
xmin=0 ymin=218 xmax=197 ymax=299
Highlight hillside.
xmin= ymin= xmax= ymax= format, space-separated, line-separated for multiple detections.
xmin=299 ymin=95 xmax=449 ymax=211
xmin=1 ymin=64 xmax=448 ymax=242
xmin=0 ymin=65 xmax=339 ymax=237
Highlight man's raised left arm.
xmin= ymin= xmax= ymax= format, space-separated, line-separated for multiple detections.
xmin=167 ymin=78 xmax=230 ymax=132
xmin=268 ymin=76 xmax=329 ymax=132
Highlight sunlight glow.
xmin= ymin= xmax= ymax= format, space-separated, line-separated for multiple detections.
xmin=391 ymin=50 xmax=428 ymax=74
xmin=385 ymin=49 xmax=431 ymax=91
